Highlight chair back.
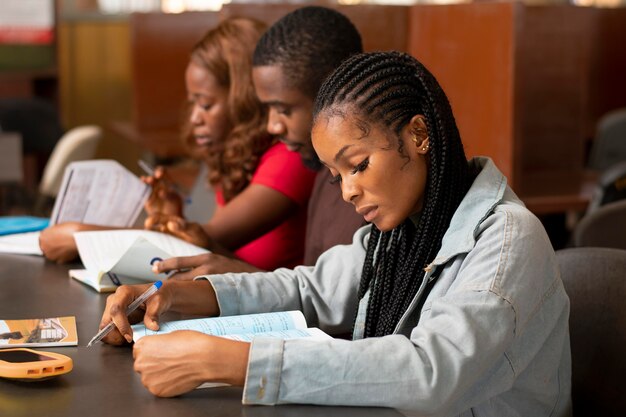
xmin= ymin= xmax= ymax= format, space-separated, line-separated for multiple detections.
xmin=574 ymin=199 xmax=626 ymax=249
xmin=556 ymin=247 xmax=626 ymax=417
xmin=38 ymin=125 xmax=102 ymax=198
xmin=586 ymin=161 xmax=626 ymax=214
xmin=588 ymin=107 xmax=626 ymax=171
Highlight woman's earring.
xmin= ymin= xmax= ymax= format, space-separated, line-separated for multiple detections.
xmin=412 ymin=131 xmax=429 ymax=152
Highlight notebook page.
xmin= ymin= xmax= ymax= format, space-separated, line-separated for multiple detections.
xmin=50 ymin=160 xmax=149 ymax=227
xmin=132 ymin=311 xmax=308 ymax=342
xmin=0 ymin=231 xmax=43 ymax=255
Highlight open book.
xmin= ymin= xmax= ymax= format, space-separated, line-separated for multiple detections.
xmin=0 ymin=317 xmax=78 ymax=348
xmin=131 ymin=311 xmax=330 ymax=389
xmin=69 ymin=230 xmax=208 ymax=292
xmin=131 ymin=310 xmax=330 ymax=342
xmin=0 ymin=160 xmax=150 ymax=256
xmin=50 ymin=159 xmax=150 ymax=227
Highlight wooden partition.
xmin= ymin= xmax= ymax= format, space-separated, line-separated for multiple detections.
xmin=114 ymin=11 xmax=219 ymax=159
xmin=585 ymin=7 xmax=626 ymax=140
xmin=221 ymin=3 xmax=409 ymax=52
xmin=58 ymin=18 xmax=142 ymax=170
xmin=409 ymin=3 xmax=596 ymax=207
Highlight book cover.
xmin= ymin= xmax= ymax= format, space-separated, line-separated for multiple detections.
xmin=0 ymin=216 xmax=49 ymax=236
xmin=0 ymin=316 xmax=78 ymax=348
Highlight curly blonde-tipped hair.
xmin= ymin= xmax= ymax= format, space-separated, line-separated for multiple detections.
xmin=183 ymin=17 xmax=274 ymax=202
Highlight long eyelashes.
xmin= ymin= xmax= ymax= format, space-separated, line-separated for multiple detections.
xmin=329 ymin=157 xmax=370 ymax=185
xmin=352 ymin=157 xmax=369 ymax=175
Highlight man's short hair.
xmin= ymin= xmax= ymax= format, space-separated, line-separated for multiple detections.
xmin=253 ymin=6 xmax=363 ymax=99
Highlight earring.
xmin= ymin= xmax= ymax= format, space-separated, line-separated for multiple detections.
xmin=413 ymin=132 xmax=429 ymax=152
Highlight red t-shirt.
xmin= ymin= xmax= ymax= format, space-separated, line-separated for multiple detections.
xmin=215 ymin=142 xmax=316 ymax=270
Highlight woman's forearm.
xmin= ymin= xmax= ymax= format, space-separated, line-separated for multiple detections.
xmin=166 ymin=280 xmax=220 ymax=317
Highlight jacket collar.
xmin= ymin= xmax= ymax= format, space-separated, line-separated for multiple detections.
xmin=429 ymin=157 xmax=507 ymax=266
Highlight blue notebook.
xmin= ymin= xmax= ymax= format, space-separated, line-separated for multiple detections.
xmin=0 ymin=216 xmax=50 ymax=236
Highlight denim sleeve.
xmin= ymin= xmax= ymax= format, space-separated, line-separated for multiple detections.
xmin=242 ymin=297 xmax=514 ymax=411
xmin=199 ymin=225 xmax=370 ymax=334
xmin=241 ymin=207 xmax=564 ymax=414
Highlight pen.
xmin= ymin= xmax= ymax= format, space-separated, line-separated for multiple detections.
xmin=138 ymin=159 xmax=193 ymax=205
xmin=86 ymin=280 xmax=163 ymax=347
xmin=138 ymin=159 xmax=155 ymax=176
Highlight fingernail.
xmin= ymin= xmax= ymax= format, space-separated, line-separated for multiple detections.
xmin=125 ymin=334 xmax=133 ymax=343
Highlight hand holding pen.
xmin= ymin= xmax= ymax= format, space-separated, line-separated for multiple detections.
xmin=87 ymin=281 xmax=163 ymax=347
xmin=140 ymin=161 xmax=185 ymax=221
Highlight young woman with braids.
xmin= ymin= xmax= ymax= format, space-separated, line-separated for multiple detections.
xmin=39 ymin=18 xmax=317 ymax=271
xmin=97 ymin=51 xmax=571 ymax=415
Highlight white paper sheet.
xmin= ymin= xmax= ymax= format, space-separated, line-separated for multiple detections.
xmin=50 ymin=160 xmax=150 ymax=227
xmin=0 ymin=231 xmax=42 ymax=255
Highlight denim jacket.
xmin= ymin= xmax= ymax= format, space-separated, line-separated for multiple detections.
xmin=202 ymin=157 xmax=572 ymax=416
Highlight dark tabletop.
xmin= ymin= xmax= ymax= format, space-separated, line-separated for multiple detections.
xmin=0 ymin=253 xmax=409 ymax=417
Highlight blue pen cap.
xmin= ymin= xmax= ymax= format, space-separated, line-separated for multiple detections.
xmin=154 ymin=280 xmax=163 ymax=289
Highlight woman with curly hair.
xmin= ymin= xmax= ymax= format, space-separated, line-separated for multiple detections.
xmin=40 ymin=18 xmax=317 ymax=271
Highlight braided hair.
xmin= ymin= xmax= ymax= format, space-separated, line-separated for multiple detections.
xmin=313 ymin=51 xmax=472 ymax=337
xmin=253 ymin=6 xmax=363 ymax=100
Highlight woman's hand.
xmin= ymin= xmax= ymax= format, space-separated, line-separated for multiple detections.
xmin=99 ymin=283 xmax=174 ymax=345
xmin=39 ymin=222 xmax=87 ymax=263
xmin=99 ymin=280 xmax=220 ymax=345
xmin=152 ymin=253 xmax=263 ymax=280
xmin=143 ymin=167 xmax=184 ymax=218
xmin=145 ymin=215 xmax=214 ymax=250
xmin=133 ymin=331 xmax=250 ymax=397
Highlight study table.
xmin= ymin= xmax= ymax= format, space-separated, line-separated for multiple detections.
xmin=0 ymin=253 xmax=412 ymax=417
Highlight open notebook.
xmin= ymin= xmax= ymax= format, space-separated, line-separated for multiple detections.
xmin=131 ymin=310 xmax=329 ymax=342
xmin=69 ymin=230 xmax=208 ymax=292
xmin=130 ymin=310 xmax=330 ymax=389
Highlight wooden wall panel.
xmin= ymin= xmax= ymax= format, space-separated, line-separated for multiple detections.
xmin=408 ymin=3 xmax=517 ymax=185
xmin=58 ymin=19 xmax=141 ymax=168
xmin=221 ymin=3 xmax=409 ymax=52
xmin=515 ymin=6 xmax=591 ymax=196
xmin=130 ymin=11 xmax=220 ymax=131
xmin=585 ymin=7 xmax=626 ymax=140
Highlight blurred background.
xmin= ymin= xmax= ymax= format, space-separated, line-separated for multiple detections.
xmin=1 ymin=0 xmax=625 ymax=249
